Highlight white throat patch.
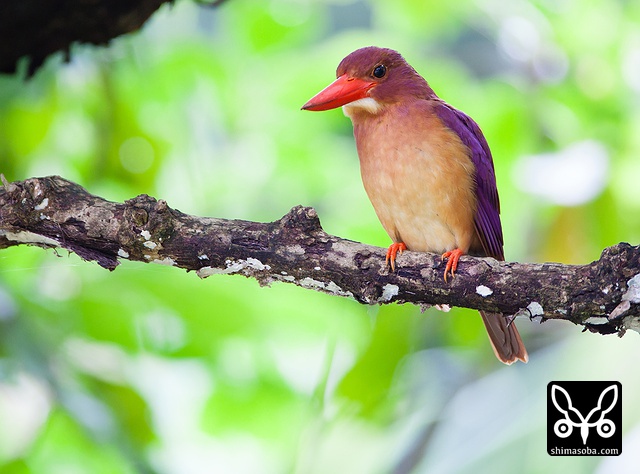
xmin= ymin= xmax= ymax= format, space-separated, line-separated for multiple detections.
xmin=342 ymin=97 xmax=382 ymax=118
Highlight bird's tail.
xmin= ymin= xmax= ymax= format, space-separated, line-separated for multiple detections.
xmin=480 ymin=311 xmax=528 ymax=365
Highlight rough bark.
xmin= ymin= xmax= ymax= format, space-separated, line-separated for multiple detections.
xmin=1 ymin=175 xmax=639 ymax=336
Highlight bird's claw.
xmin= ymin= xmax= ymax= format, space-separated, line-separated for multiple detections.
xmin=386 ymin=242 xmax=407 ymax=271
xmin=441 ymin=248 xmax=463 ymax=282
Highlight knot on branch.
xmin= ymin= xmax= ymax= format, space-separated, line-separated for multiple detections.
xmin=277 ymin=205 xmax=322 ymax=234
xmin=124 ymin=194 xmax=171 ymax=226
xmin=118 ymin=194 xmax=180 ymax=266
xmin=597 ymin=242 xmax=640 ymax=279
xmin=1 ymin=175 xmax=48 ymax=208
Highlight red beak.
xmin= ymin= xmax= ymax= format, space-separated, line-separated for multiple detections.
xmin=302 ymin=75 xmax=375 ymax=111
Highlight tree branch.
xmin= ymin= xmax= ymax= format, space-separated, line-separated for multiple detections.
xmin=1 ymin=175 xmax=639 ymax=336
xmin=0 ymin=0 xmax=180 ymax=75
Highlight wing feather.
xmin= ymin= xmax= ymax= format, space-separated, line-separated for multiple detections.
xmin=434 ymin=102 xmax=504 ymax=260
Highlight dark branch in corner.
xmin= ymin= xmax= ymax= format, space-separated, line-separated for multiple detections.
xmin=0 ymin=0 xmax=229 ymax=76
xmin=1 ymin=175 xmax=640 ymax=336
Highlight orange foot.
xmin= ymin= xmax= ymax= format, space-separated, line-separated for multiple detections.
xmin=385 ymin=242 xmax=407 ymax=271
xmin=441 ymin=248 xmax=464 ymax=282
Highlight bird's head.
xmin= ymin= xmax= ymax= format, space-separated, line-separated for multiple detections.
xmin=302 ymin=46 xmax=433 ymax=116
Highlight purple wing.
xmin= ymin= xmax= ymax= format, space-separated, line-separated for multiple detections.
xmin=434 ymin=101 xmax=504 ymax=260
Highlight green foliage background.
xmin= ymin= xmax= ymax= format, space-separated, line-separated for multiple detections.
xmin=1 ymin=0 xmax=640 ymax=472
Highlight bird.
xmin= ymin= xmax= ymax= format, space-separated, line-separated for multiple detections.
xmin=302 ymin=46 xmax=528 ymax=364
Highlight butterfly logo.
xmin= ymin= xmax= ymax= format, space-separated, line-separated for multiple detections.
xmin=550 ymin=383 xmax=618 ymax=445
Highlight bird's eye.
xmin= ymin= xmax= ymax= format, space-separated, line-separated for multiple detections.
xmin=372 ymin=64 xmax=386 ymax=78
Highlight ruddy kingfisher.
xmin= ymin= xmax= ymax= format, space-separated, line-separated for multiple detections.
xmin=302 ymin=46 xmax=527 ymax=364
